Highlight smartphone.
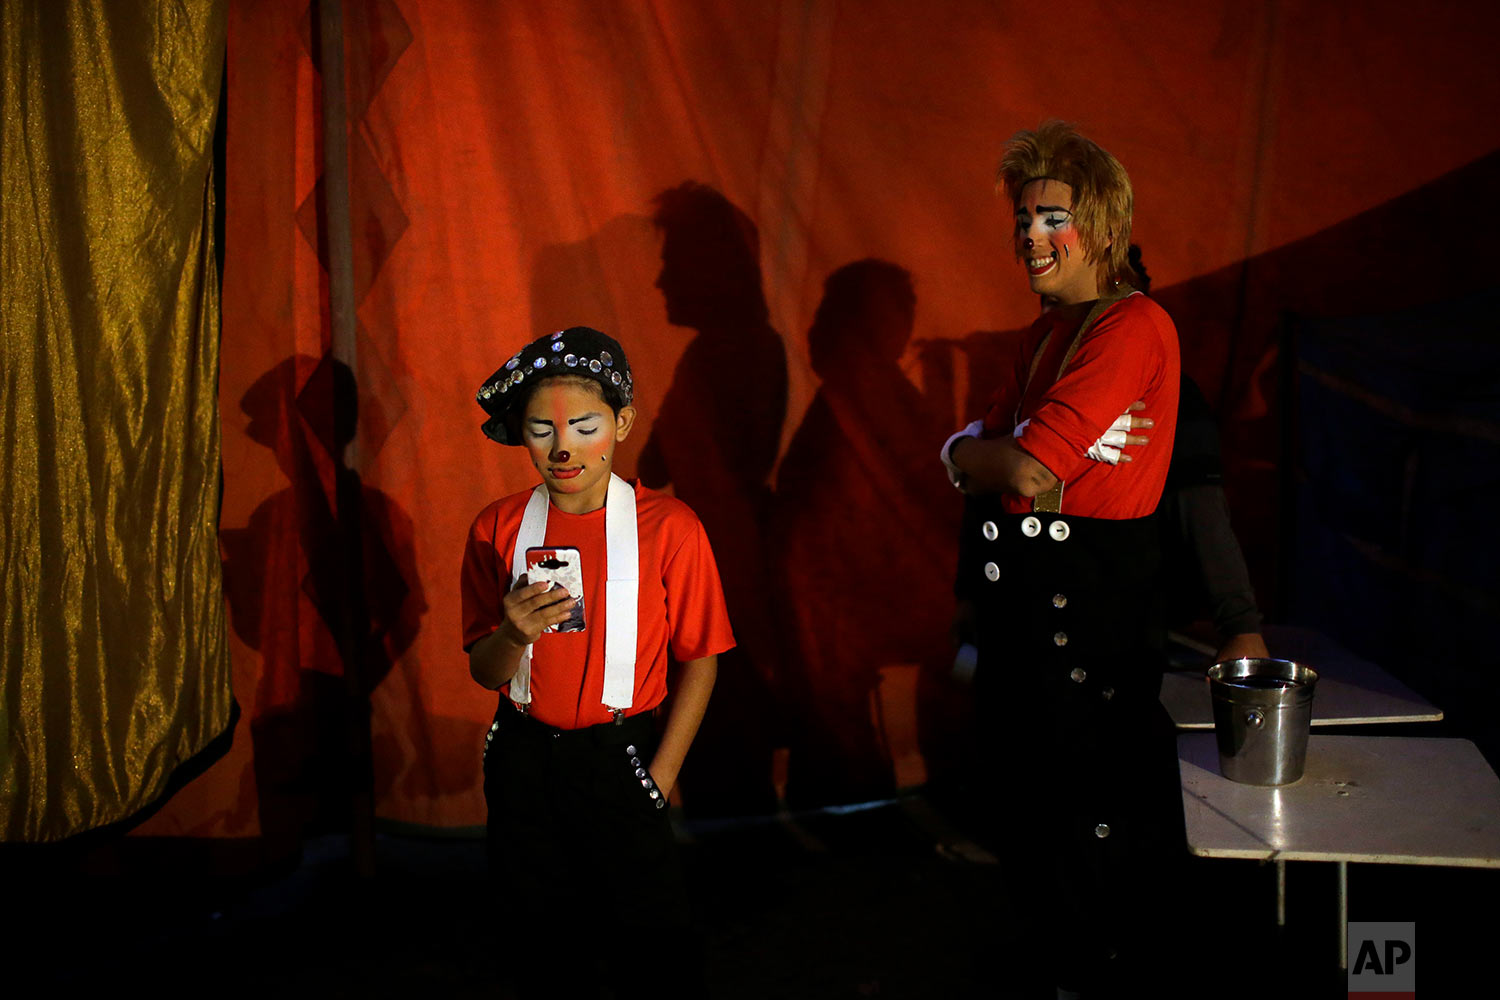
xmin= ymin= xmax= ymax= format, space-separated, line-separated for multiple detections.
xmin=525 ymin=546 xmax=586 ymax=633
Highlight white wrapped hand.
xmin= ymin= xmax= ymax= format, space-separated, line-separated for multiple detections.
xmin=1086 ymin=413 xmax=1134 ymax=463
xmin=1085 ymin=404 xmax=1151 ymax=465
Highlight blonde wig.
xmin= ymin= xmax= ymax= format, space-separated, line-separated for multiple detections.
xmin=998 ymin=121 xmax=1134 ymax=295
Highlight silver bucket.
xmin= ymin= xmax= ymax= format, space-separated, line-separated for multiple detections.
xmin=1207 ymin=658 xmax=1318 ymax=785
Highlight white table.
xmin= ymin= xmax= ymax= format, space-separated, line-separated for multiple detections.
xmin=1179 ymin=733 xmax=1500 ymax=967
xmin=1162 ymin=625 xmax=1442 ymax=730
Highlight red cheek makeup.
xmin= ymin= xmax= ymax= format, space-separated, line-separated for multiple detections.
xmin=1055 ymin=225 xmax=1079 ymax=259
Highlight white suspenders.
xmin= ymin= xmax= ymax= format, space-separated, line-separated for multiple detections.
xmin=507 ymin=474 xmax=640 ymax=715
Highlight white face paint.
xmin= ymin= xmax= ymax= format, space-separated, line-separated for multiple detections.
xmin=1012 ymin=179 xmax=1105 ymax=305
xmin=522 ymin=379 xmax=633 ymax=513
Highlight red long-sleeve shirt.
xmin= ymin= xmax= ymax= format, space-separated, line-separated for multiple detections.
xmin=983 ymin=293 xmax=1180 ymax=519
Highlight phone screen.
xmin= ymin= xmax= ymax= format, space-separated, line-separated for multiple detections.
xmin=525 ymin=546 xmax=586 ymax=633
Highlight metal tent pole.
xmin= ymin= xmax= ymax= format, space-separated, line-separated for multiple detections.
xmin=317 ymin=0 xmax=376 ymax=880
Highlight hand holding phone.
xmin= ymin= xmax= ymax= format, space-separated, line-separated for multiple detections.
xmin=525 ymin=547 xmax=586 ymax=633
xmin=500 ymin=574 xmax=577 ymax=645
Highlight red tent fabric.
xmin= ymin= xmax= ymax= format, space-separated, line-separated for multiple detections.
xmin=138 ymin=0 xmax=1500 ymax=838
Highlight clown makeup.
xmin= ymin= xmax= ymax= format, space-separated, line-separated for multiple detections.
xmin=1013 ymin=178 xmax=1102 ymax=305
xmin=522 ymin=378 xmax=634 ymax=514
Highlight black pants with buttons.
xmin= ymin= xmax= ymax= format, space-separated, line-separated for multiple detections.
xmin=483 ymin=705 xmax=704 ymax=1000
xmin=965 ymin=505 xmax=1186 ymax=992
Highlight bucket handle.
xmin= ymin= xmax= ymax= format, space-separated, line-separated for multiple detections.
xmin=1243 ymin=708 xmax=1265 ymax=730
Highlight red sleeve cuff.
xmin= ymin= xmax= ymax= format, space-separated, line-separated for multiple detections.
xmin=462 ymin=623 xmax=500 ymax=654
xmin=671 ymin=637 xmax=737 ymax=663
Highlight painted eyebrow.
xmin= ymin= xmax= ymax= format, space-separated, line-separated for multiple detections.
xmin=1020 ymin=205 xmax=1072 ymax=215
xmin=526 ymin=411 xmax=604 ymax=426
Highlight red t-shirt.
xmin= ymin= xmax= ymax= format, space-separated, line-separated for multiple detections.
xmin=983 ymin=293 xmax=1180 ymax=519
xmin=461 ymin=480 xmax=736 ymax=729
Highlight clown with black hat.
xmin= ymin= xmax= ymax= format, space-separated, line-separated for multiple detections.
xmin=460 ymin=326 xmax=732 ymax=999
xmin=476 ymin=325 xmax=635 ymax=445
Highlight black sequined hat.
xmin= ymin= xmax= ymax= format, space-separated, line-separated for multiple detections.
xmin=476 ymin=326 xmax=634 ymax=445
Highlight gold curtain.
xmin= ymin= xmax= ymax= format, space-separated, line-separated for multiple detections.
xmin=0 ymin=1 xmax=230 ymax=841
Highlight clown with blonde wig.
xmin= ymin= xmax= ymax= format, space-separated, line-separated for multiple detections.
xmin=942 ymin=121 xmax=1184 ymax=995
xmin=997 ymin=120 xmax=1136 ymax=298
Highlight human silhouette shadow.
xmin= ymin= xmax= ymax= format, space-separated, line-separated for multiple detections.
xmin=634 ymin=182 xmax=789 ymax=815
xmin=773 ymin=259 xmax=961 ymax=804
xmin=220 ymin=354 xmax=426 ymax=845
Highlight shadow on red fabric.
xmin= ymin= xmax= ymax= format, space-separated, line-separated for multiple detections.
xmin=221 ymin=355 xmax=427 ymax=844
xmin=773 ymin=259 xmax=962 ymax=804
xmin=632 ymin=182 xmax=789 ymax=816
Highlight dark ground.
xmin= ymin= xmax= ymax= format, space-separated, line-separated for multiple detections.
xmin=9 ymin=785 xmax=1495 ymax=999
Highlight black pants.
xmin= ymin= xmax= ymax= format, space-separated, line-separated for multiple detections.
xmin=963 ymin=507 xmax=1186 ymax=992
xmin=483 ymin=706 xmax=704 ymax=1000
xmin=971 ymin=689 xmax=1186 ymax=994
